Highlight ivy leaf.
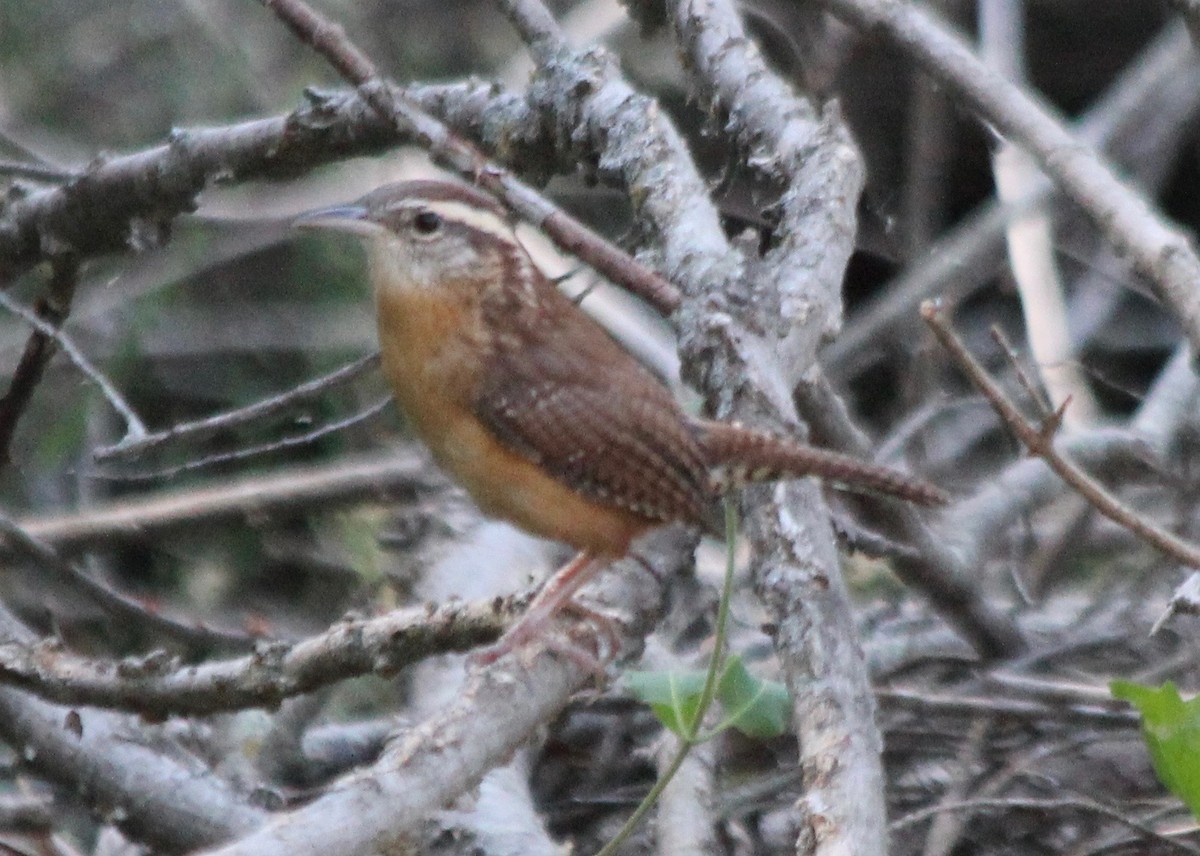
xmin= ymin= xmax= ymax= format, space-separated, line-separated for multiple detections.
xmin=624 ymin=669 xmax=707 ymax=736
xmin=626 ymin=659 xmax=791 ymax=739
xmin=716 ymin=655 xmax=790 ymax=738
xmin=1111 ymin=680 xmax=1200 ymax=820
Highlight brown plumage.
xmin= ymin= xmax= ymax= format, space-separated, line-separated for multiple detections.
xmin=297 ymin=180 xmax=946 ymax=659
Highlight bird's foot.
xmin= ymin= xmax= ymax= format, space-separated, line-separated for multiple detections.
xmin=468 ymin=551 xmax=623 ymax=678
xmin=467 ymin=596 xmax=620 ymax=680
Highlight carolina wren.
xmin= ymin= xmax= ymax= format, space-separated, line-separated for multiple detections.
xmin=298 ymin=180 xmax=946 ymax=660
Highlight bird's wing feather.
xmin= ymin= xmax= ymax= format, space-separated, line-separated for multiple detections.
xmin=473 ymin=298 xmax=711 ymax=524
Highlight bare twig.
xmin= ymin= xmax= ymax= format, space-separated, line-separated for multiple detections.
xmin=990 ymin=325 xmax=1054 ymax=417
xmin=877 ymin=688 xmax=1137 ymax=727
xmin=0 ymin=289 xmax=147 ymax=444
xmin=94 ymin=352 xmax=381 ymax=462
xmin=0 ymin=79 xmax=646 ymax=296
xmin=94 ymin=395 xmax=391 ymax=481
xmin=891 ymin=796 xmax=1200 ymax=855
xmin=0 ymin=257 xmax=79 ymax=466
xmin=922 ymin=300 xmax=1200 ymax=569
xmin=983 ymin=672 xmax=1115 ymax=707
xmin=0 ymin=512 xmax=257 ymax=653
xmin=0 ymin=597 xmax=512 ymax=716
xmin=978 ymin=0 xmax=1098 ymax=427
xmin=946 ymin=345 xmax=1199 ymax=568
xmin=19 ymin=448 xmax=434 ymax=552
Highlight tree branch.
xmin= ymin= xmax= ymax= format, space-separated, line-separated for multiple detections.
xmin=819 ymin=0 xmax=1200 ymax=355
xmin=0 ymin=597 xmax=511 ymax=716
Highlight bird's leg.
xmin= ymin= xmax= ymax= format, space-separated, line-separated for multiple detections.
xmin=470 ymin=551 xmax=614 ymax=666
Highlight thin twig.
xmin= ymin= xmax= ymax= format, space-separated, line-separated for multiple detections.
xmin=0 ymin=257 xmax=79 ymax=466
xmin=93 ymin=396 xmax=391 ymax=481
xmin=0 ymin=597 xmax=513 ymax=716
xmin=94 ymin=352 xmax=381 ymax=462
xmin=979 ymin=0 xmax=1098 ymax=428
xmin=19 ymin=448 xmax=434 ymax=552
xmin=921 ymin=300 xmax=1200 ymax=569
xmin=258 ymin=0 xmax=681 ymax=315
xmin=0 ymin=512 xmax=257 ymax=653
xmin=0 ymin=290 xmax=147 ymax=443
xmin=990 ymin=325 xmax=1053 ymax=418
xmin=877 ymin=687 xmax=1137 ymax=727
xmin=891 ymin=796 xmax=1200 ymax=855
xmin=0 ymin=161 xmax=78 ymax=183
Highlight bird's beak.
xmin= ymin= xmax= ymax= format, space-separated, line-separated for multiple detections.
xmin=293 ymin=205 xmax=382 ymax=237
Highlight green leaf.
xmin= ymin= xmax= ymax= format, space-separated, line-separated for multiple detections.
xmin=624 ymin=669 xmax=708 ymax=736
xmin=1111 ymin=680 xmax=1200 ymax=820
xmin=715 ymin=655 xmax=790 ymax=738
xmin=626 ymin=659 xmax=791 ymax=740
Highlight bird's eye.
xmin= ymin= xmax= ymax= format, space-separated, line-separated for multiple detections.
xmin=412 ymin=210 xmax=442 ymax=235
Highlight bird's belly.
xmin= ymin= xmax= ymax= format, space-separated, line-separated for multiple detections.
xmin=431 ymin=415 xmax=652 ymax=556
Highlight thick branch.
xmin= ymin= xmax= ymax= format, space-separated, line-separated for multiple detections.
xmin=197 ymin=538 xmax=683 ymax=856
xmin=0 ymin=598 xmax=511 ymax=716
xmin=0 ymin=603 xmax=267 ymax=852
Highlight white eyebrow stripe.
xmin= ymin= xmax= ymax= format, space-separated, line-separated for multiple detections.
xmin=411 ymin=200 xmax=518 ymax=246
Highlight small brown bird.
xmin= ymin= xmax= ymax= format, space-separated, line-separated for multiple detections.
xmin=298 ymin=180 xmax=945 ymax=661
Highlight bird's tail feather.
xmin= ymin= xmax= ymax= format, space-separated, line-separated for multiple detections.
xmin=691 ymin=420 xmax=948 ymax=507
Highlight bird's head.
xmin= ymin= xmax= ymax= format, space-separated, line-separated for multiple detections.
xmin=296 ymin=180 xmax=526 ymax=296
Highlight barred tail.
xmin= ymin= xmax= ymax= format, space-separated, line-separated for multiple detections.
xmin=691 ymin=420 xmax=948 ymax=507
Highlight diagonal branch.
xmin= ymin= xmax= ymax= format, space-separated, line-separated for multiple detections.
xmin=0 ymin=287 xmax=146 ymax=443
xmin=259 ymin=0 xmax=680 ymax=314
xmin=0 ymin=82 xmax=662 ymax=310
xmin=820 ymin=0 xmax=1200 ymax=356
xmin=922 ymin=300 xmax=1200 ymax=570
xmin=0 ymin=257 xmax=79 ymax=466
xmin=196 ymin=533 xmax=686 ymax=856
xmin=0 ymin=512 xmax=257 ymax=653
